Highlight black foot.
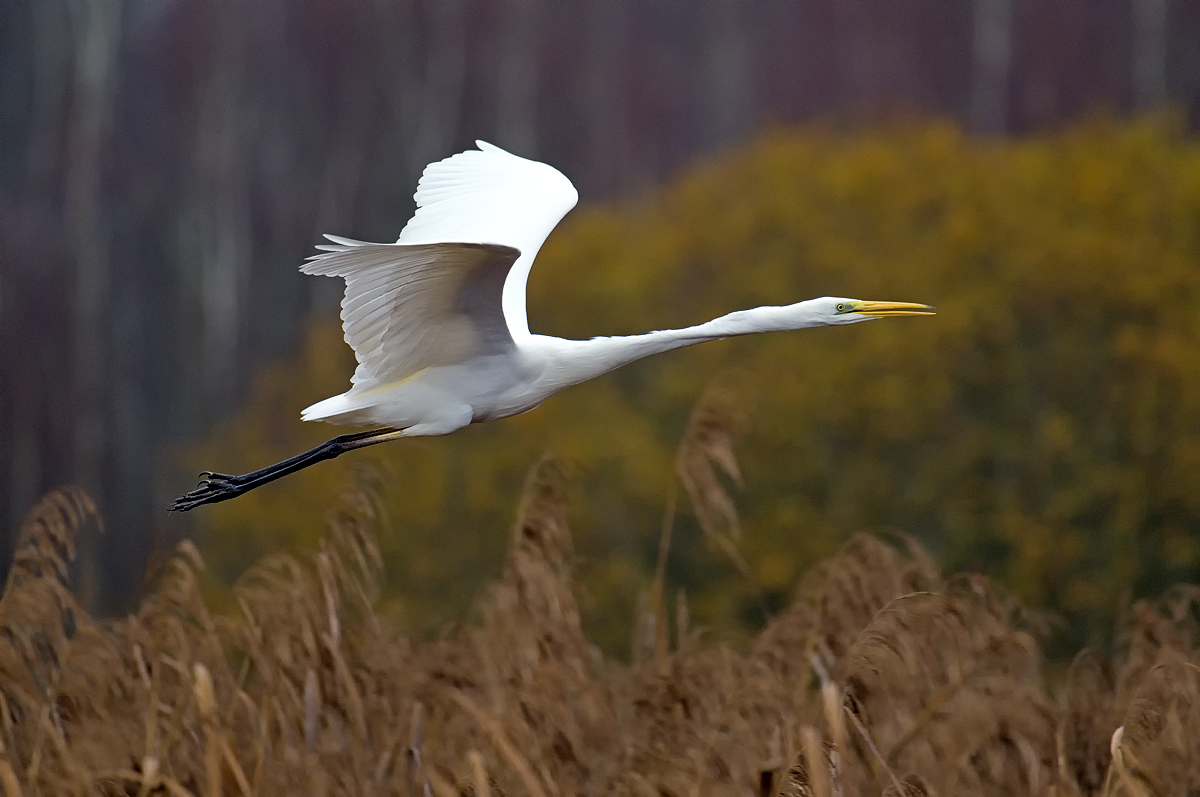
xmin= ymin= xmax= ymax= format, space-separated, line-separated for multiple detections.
xmin=170 ymin=473 xmax=246 ymax=512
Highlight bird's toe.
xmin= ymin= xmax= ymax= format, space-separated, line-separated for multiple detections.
xmin=171 ymin=478 xmax=240 ymax=512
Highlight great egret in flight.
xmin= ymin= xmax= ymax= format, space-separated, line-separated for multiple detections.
xmin=172 ymin=141 xmax=933 ymax=511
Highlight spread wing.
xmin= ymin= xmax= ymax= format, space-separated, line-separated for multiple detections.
xmin=302 ymin=239 xmax=520 ymax=389
xmin=397 ymin=140 xmax=578 ymax=339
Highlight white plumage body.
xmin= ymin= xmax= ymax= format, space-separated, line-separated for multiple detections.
xmin=298 ymin=140 xmax=869 ymax=438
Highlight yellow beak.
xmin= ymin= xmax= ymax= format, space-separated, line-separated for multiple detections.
xmin=852 ymin=300 xmax=936 ymax=317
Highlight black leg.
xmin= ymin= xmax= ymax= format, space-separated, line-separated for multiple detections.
xmin=170 ymin=427 xmax=403 ymax=512
xmin=197 ymin=428 xmax=386 ymax=487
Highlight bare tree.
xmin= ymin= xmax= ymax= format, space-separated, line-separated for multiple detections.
xmin=64 ymin=0 xmax=123 ymax=605
xmin=66 ymin=0 xmax=121 ymax=488
xmin=581 ymin=0 xmax=632 ymax=195
xmin=970 ymin=0 xmax=1014 ymax=134
xmin=701 ymin=0 xmax=756 ymax=150
xmin=401 ymin=0 xmax=468 ymax=178
xmin=3 ymin=2 xmax=69 ymax=543
xmin=360 ymin=0 xmax=470 ymax=229
xmin=187 ymin=12 xmax=252 ymax=408
xmin=1133 ymin=0 xmax=1170 ymax=109
xmin=834 ymin=0 xmax=877 ymax=118
xmin=495 ymin=0 xmax=541 ymax=156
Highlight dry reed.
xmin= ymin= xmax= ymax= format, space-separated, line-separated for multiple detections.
xmin=1 ymin=416 xmax=1199 ymax=795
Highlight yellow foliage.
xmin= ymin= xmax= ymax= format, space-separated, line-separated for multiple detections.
xmin=185 ymin=117 xmax=1200 ymax=653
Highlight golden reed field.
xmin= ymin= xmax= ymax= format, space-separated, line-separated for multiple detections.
xmin=2 ymin=391 xmax=1198 ymax=797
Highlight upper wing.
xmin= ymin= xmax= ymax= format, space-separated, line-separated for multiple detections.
xmin=397 ymin=141 xmax=578 ymax=339
xmin=302 ymin=238 xmax=520 ymax=389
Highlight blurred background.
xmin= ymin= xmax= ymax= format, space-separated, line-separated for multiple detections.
xmin=2 ymin=0 xmax=1199 ymax=654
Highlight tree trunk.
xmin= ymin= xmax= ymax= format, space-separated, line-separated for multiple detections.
xmin=405 ymin=0 xmax=467 ymax=178
xmin=495 ymin=0 xmax=541 ymax=156
xmin=1132 ymin=0 xmax=1169 ymax=109
xmin=65 ymin=0 xmax=122 ymax=608
xmin=701 ymin=0 xmax=756 ymax=150
xmin=834 ymin=0 xmax=876 ymax=119
xmin=970 ymin=0 xmax=1014 ymax=134
xmin=582 ymin=0 xmax=631 ymax=195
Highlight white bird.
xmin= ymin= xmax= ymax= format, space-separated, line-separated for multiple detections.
xmin=173 ymin=141 xmax=933 ymax=511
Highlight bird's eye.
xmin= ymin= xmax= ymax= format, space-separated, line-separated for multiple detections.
xmin=836 ymin=303 xmax=847 ymax=313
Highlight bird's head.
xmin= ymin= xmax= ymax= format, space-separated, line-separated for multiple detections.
xmin=811 ymin=297 xmax=936 ymax=325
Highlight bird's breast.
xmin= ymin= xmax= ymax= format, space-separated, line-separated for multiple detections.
xmin=420 ymin=351 xmax=546 ymax=423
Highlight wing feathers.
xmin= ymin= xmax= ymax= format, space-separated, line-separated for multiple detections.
xmin=303 ymin=143 xmax=577 ymax=393
xmin=397 ymin=141 xmax=578 ymax=338
xmin=302 ymin=240 xmax=521 ymax=388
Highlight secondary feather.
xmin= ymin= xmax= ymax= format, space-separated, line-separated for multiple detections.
xmin=301 ymin=240 xmax=520 ymax=388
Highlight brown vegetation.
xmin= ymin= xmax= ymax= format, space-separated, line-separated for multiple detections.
xmin=3 ymin=450 xmax=1200 ymax=794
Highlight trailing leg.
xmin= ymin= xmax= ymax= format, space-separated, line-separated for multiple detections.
xmin=170 ymin=427 xmax=405 ymax=511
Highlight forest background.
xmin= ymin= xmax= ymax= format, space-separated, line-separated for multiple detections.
xmin=2 ymin=0 xmax=1199 ymax=657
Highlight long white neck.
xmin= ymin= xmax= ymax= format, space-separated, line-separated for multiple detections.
xmin=534 ymin=299 xmax=832 ymax=390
